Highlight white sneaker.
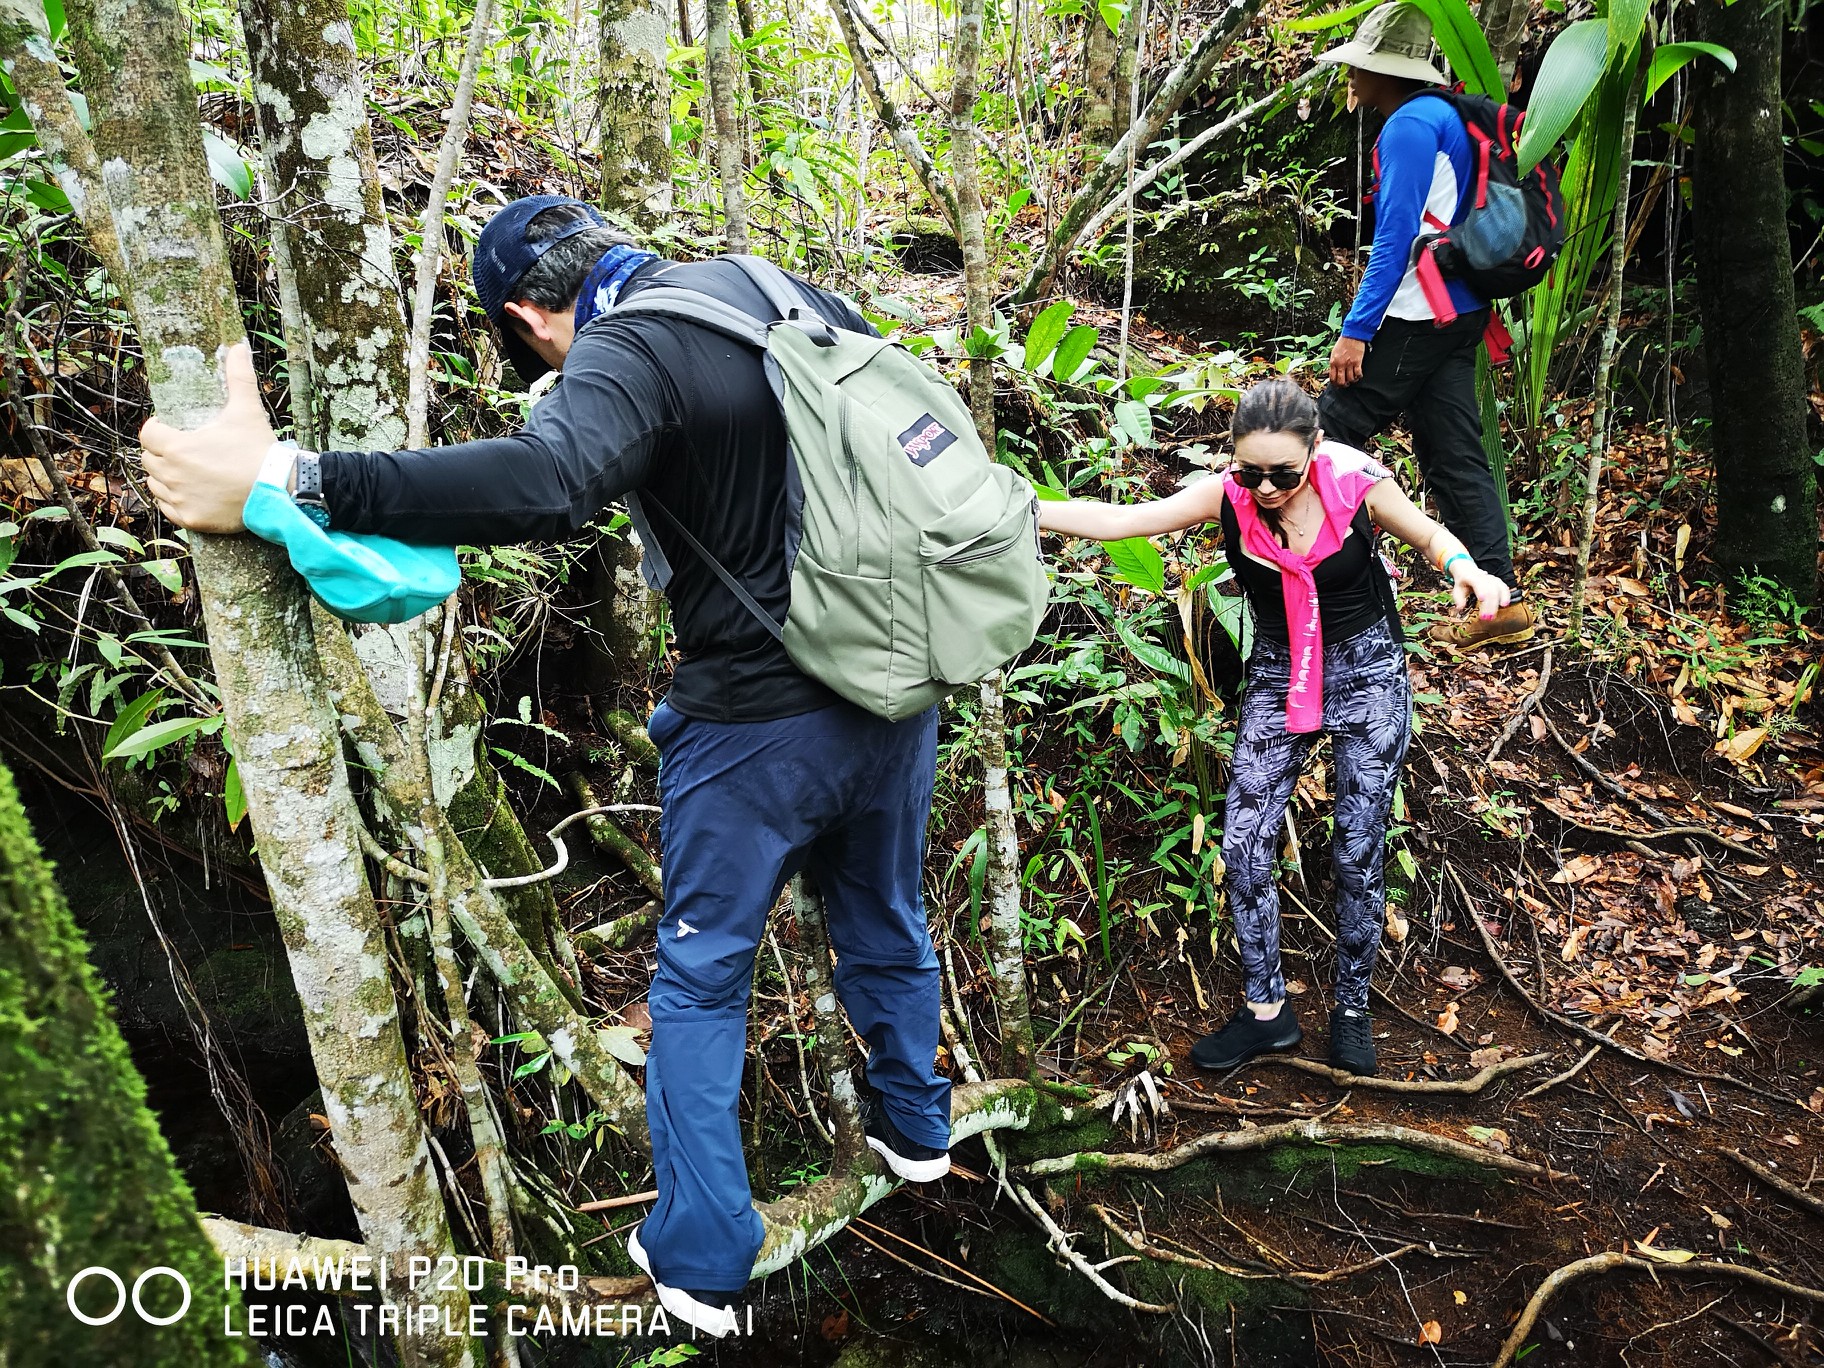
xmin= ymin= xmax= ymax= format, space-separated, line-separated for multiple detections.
xmin=626 ymin=1224 xmax=741 ymax=1338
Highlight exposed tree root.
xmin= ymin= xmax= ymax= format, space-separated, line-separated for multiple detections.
xmin=1020 ymin=1117 xmax=1576 ymax=1183
xmin=1518 ymin=1043 xmax=1603 ymax=1100
xmin=1485 ymin=646 xmax=1553 ymax=765
xmin=1727 ymin=1150 xmax=1824 ymax=1222
xmin=1091 ymin=1204 xmax=1426 ymax=1285
xmin=1258 ymin=1052 xmax=1552 ymax=1094
xmin=564 ymin=771 xmax=663 ymax=898
xmin=1493 ymin=1251 xmax=1824 ymax=1368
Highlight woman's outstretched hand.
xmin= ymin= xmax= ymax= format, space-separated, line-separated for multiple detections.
xmin=1451 ymin=563 xmax=1512 ymax=621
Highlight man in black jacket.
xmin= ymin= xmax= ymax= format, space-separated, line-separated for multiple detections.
xmin=140 ymin=197 xmax=955 ymax=1336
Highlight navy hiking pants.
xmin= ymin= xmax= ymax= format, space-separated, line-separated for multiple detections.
xmin=638 ymin=698 xmax=951 ymax=1291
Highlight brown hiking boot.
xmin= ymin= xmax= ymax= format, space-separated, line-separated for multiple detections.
xmin=1426 ymin=601 xmax=1538 ymax=650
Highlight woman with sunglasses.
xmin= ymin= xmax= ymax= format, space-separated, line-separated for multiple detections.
xmin=1035 ymin=379 xmax=1509 ymax=1076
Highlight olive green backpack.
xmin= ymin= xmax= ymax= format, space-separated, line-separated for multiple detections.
xmin=616 ymin=255 xmax=1051 ymax=722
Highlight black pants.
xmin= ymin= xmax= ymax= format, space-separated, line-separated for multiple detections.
xmin=1318 ymin=310 xmax=1517 ymax=590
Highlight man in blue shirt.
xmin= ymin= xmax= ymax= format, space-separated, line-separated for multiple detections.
xmin=1315 ymin=4 xmax=1536 ymax=648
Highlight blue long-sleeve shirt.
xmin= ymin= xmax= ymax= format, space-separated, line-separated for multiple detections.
xmin=1343 ymin=93 xmax=1485 ymax=341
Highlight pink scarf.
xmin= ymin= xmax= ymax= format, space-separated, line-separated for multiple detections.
xmin=1223 ymin=443 xmax=1389 ymax=733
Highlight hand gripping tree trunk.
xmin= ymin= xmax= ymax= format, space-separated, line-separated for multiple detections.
xmin=706 ymin=0 xmax=751 ymax=252
xmin=950 ymin=0 xmax=1036 ymax=1078
xmin=1691 ymin=0 xmax=1817 ymax=605
xmin=58 ymin=1 xmax=478 ymax=1361
xmin=0 ymin=757 xmax=260 ymax=1367
xmin=599 ymin=0 xmax=673 ymax=228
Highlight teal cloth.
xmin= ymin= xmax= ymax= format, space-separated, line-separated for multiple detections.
xmin=242 ymin=474 xmax=460 ymax=624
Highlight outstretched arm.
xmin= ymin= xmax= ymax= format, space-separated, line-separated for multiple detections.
xmin=1365 ymin=480 xmax=1510 ymax=620
xmin=1037 ymin=472 xmax=1228 ymax=542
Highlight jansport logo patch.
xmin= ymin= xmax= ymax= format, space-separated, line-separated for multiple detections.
xmin=897 ymin=413 xmax=958 ymax=467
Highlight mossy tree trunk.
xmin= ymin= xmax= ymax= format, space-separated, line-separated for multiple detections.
xmin=1691 ymin=0 xmax=1817 ymax=605
xmin=238 ymin=0 xmax=579 ymax=992
xmin=55 ymin=0 xmax=479 ymax=1360
xmin=598 ymin=0 xmax=673 ymax=227
xmin=0 ymin=757 xmax=258 ymax=1367
xmin=706 ymin=0 xmax=750 ymax=251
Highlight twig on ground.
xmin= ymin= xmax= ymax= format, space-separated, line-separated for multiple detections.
xmin=1727 ymin=1150 xmax=1824 ymax=1222
xmin=1093 ymin=1204 xmax=1426 ymax=1285
xmin=850 ymin=1217 xmax=1052 ymax=1323
xmin=1257 ymin=1052 xmax=1551 ymax=1095
xmin=1519 ymin=1043 xmax=1603 ymax=1100
xmin=1492 ymin=1252 xmax=1824 ymax=1368
xmin=1541 ymin=716 xmax=1760 ymax=857
xmin=573 ymin=1190 xmax=658 ymax=1213
xmin=1486 ymin=646 xmax=1553 ymax=765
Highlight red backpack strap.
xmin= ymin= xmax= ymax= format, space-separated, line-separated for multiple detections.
xmin=1483 ymin=311 xmax=1514 ymax=365
xmin=1415 ymin=244 xmax=1458 ymax=326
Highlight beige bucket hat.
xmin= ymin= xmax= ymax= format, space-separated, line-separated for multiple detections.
xmin=1315 ymin=2 xmax=1448 ymax=84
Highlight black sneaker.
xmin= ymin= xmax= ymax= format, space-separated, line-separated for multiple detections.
xmin=1189 ymin=1005 xmax=1303 ymax=1071
xmin=1328 ymin=1006 xmax=1377 ymax=1077
xmin=626 ymin=1225 xmax=742 ymax=1338
xmin=860 ymin=1089 xmax=950 ymax=1182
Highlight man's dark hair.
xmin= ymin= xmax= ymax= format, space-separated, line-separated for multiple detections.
xmin=511 ymin=204 xmax=636 ymax=312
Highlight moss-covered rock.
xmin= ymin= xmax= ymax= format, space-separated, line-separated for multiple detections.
xmin=0 ymin=758 xmax=259 ymax=1366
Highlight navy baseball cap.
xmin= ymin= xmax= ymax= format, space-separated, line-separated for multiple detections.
xmin=473 ymin=194 xmax=606 ymax=382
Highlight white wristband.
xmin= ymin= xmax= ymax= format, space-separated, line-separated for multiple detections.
xmin=256 ymin=439 xmax=298 ymax=489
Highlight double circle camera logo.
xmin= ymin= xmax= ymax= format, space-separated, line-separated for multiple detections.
xmin=66 ymin=1266 xmax=193 ymax=1326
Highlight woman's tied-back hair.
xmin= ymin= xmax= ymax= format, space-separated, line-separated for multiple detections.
xmin=1230 ymin=377 xmax=1318 ymax=447
xmin=1229 ymin=379 xmax=1320 ymax=549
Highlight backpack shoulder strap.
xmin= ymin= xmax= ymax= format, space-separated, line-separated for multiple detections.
xmin=629 ymin=491 xmax=785 ymax=641
xmin=1353 ymin=501 xmax=1404 ymax=640
xmin=610 ymin=287 xmax=771 ymax=349
xmin=723 ymin=254 xmax=841 ymax=347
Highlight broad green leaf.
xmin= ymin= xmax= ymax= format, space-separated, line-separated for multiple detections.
xmin=223 ymin=756 xmax=246 ymax=831
xmin=1645 ymin=41 xmax=1734 ymax=101
xmin=1105 ymin=537 xmax=1164 ymax=595
xmin=46 ymin=548 xmax=122 ymax=577
xmin=1516 ymin=20 xmax=1608 ymax=173
xmin=3 ymin=606 xmax=39 ymax=634
xmin=1116 ymin=620 xmax=1191 ymax=681
xmin=598 ymin=1025 xmax=648 ymax=1067
xmin=1407 ymin=0 xmax=1502 ymax=98
xmin=1112 ymin=398 xmax=1155 ymax=448
xmin=92 ymin=525 xmax=145 ymax=555
xmin=144 ymin=558 xmax=183 ymax=593
xmin=1607 ymin=0 xmax=1652 ymax=54
xmin=1022 ymin=300 xmax=1075 ymax=370
xmin=1284 ymin=0 xmax=1382 ymax=32
xmin=103 ymin=688 xmax=165 ymax=760
xmin=1052 ymin=324 xmax=1099 ymax=383
xmin=102 ymin=712 xmax=207 ymax=762
xmin=202 ymin=128 xmax=252 ymax=201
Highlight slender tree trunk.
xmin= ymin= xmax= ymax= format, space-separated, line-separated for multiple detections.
xmin=405 ymin=0 xmax=495 ymax=450
xmin=1014 ymin=0 xmax=1264 ymax=304
xmin=830 ymin=0 xmax=960 ymax=234
xmin=1084 ymin=10 xmax=1117 ymax=145
xmin=0 ymin=757 xmax=260 ymax=1366
xmin=1110 ymin=2 xmax=1140 ymax=143
xmin=950 ymin=0 xmax=1035 ymax=1078
xmin=241 ymin=0 xmax=577 ymax=993
xmin=1567 ymin=52 xmax=1647 ymax=639
xmin=598 ymin=0 xmax=673 ymax=227
xmin=58 ymin=2 xmax=479 ymax=1360
xmin=706 ymin=0 xmax=750 ymax=251
xmin=1691 ymin=0 xmax=1816 ymax=604
xmin=677 ymin=0 xmax=693 ymax=45
xmin=238 ymin=0 xmax=409 ymax=451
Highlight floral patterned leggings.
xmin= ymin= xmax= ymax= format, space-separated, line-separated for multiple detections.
xmin=1221 ymin=619 xmax=1413 ymax=1011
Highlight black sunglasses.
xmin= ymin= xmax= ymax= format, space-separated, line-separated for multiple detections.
xmin=1231 ymin=434 xmax=1318 ymax=491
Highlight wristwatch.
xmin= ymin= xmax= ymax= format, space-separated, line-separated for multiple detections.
xmin=287 ymin=445 xmax=331 ymax=530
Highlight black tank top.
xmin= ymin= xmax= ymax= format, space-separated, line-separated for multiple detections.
xmin=1219 ymin=494 xmax=1395 ymax=646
